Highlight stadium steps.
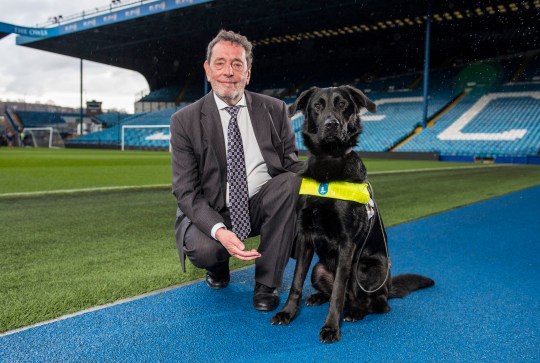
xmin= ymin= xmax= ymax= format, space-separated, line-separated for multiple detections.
xmin=4 ymin=108 xmax=23 ymax=132
xmin=390 ymin=91 xmax=466 ymax=151
xmin=509 ymin=57 xmax=528 ymax=83
xmin=408 ymin=73 xmax=423 ymax=90
xmin=389 ymin=125 xmax=424 ymax=151
xmin=426 ymin=90 xmax=468 ymax=128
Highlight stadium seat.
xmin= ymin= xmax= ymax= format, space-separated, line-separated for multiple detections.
xmin=398 ymin=84 xmax=540 ymax=158
xmin=67 ymin=107 xmax=181 ymax=149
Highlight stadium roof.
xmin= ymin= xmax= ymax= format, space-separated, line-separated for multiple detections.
xmin=6 ymin=0 xmax=540 ymax=96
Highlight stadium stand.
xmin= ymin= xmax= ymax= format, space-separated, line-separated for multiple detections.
xmin=288 ymin=52 xmax=540 ymax=164
xmin=290 ymin=112 xmax=304 ymax=151
xmin=15 ymin=111 xmax=67 ymax=127
xmin=5 ymin=1 xmax=536 ymax=163
xmin=515 ymin=52 xmax=540 ymax=82
xmin=4 ymin=109 xmax=80 ymax=138
xmin=70 ymin=51 xmax=540 ymax=162
xmin=290 ymin=89 xmax=455 ymax=153
xmin=135 ymin=78 xmax=206 ymax=110
xmin=140 ymin=85 xmax=180 ymax=102
xmin=428 ymin=66 xmax=466 ymax=92
xmin=67 ymin=112 xmax=148 ymax=147
xmin=397 ymin=84 xmax=540 ymax=161
xmin=93 ymin=112 xmax=131 ymax=128
xmin=134 ymin=84 xmax=196 ymax=113
xmin=357 ymin=73 xmax=419 ymax=93
xmin=357 ymin=91 xmax=456 ymax=152
xmin=67 ymin=107 xmax=180 ymax=150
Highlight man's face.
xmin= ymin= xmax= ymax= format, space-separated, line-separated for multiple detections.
xmin=204 ymin=41 xmax=251 ymax=105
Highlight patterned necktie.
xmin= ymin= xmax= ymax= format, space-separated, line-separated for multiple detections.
xmin=225 ymin=106 xmax=251 ymax=240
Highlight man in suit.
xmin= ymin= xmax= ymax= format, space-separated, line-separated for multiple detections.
xmin=170 ymin=30 xmax=303 ymax=311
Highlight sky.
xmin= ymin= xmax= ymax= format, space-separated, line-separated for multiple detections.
xmin=0 ymin=1 xmax=149 ymax=113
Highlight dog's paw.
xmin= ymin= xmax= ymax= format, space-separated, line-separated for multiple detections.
xmin=344 ymin=309 xmax=366 ymax=322
xmin=371 ymin=297 xmax=391 ymax=314
xmin=271 ymin=311 xmax=294 ymax=325
xmin=319 ymin=326 xmax=341 ymax=343
xmin=305 ymin=293 xmax=329 ymax=306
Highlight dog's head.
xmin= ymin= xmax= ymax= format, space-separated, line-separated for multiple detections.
xmin=289 ymin=85 xmax=376 ymax=156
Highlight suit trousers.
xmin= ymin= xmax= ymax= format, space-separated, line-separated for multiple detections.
xmin=176 ymin=171 xmax=301 ymax=288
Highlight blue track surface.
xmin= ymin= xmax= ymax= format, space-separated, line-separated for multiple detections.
xmin=2 ymin=186 xmax=539 ymax=362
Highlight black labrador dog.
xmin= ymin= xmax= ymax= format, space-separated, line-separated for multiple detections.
xmin=271 ymin=85 xmax=434 ymax=343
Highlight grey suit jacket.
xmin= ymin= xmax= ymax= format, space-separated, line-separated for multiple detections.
xmin=170 ymin=91 xmax=304 ymax=270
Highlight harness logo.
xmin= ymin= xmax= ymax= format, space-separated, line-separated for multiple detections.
xmin=318 ymin=183 xmax=329 ymax=195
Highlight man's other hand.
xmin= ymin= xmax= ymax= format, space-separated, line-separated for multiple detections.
xmin=215 ymin=228 xmax=261 ymax=261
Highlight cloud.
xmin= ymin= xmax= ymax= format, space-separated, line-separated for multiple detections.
xmin=0 ymin=1 xmax=149 ymax=113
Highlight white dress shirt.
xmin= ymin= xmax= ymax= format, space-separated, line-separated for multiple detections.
xmin=211 ymin=92 xmax=272 ymax=239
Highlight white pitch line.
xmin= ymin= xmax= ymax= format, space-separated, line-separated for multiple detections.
xmin=0 ymin=184 xmax=171 ymax=198
xmin=367 ymin=163 xmax=504 ymax=175
xmin=0 ymin=165 xmax=506 ymax=198
xmin=0 ymin=278 xmax=203 ymax=337
xmin=0 ymin=263 xmax=256 ymax=337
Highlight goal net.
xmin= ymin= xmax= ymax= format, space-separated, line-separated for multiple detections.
xmin=121 ymin=124 xmax=171 ymax=151
xmin=24 ymin=127 xmax=65 ymax=148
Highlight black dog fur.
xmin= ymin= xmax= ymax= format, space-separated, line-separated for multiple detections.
xmin=271 ymin=86 xmax=434 ymax=343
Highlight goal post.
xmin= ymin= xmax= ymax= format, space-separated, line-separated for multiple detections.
xmin=121 ymin=124 xmax=171 ymax=151
xmin=24 ymin=127 xmax=65 ymax=148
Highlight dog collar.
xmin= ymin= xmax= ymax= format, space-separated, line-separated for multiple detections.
xmin=299 ymin=178 xmax=370 ymax=204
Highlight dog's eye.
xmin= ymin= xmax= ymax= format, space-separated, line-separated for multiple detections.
xmin=313 ymin=103 xmax=322 ymax=112
xmin=338 ymin=101 xmax=346 ymax=109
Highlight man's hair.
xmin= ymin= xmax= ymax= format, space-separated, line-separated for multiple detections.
xmin=206 ymin=29 xmax=253 ymax=68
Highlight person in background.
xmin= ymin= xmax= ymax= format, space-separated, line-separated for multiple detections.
xmin=5 ymin=129 xmax=15 ymax=147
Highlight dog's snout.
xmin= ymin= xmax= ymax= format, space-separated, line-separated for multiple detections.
xmin=324 ymin=118 xmax=339 ymax=129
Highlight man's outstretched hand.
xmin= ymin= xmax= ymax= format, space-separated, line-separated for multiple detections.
xmin=215 ymin=228 xmax=261 ymax=261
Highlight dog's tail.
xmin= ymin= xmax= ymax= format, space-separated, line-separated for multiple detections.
xmin=388 ymin=274 xmax=434 ymax=299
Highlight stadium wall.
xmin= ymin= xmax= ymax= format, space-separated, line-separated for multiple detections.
xmin=134 ymin=101 xmax=177 ymax=113
xmin=298 ymin=151 xmax=440 ymax=161
xmin=440 ymin=155 xmax=540 ymax=165
xmin=358 ymin=151 xmax=440 ymax=161
xmin=66 ymin=143 xmax=120 ymax=150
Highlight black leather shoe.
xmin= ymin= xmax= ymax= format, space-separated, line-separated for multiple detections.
xmin=205 ymin=267 xmax=230 ymax=289
xmin=253 ymin=282 xmax=279 ymax=311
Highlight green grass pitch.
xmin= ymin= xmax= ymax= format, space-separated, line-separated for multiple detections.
xmin=1 ymin=148 xmax=539 ymax=332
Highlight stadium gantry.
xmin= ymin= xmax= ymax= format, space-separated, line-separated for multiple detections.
xmin=1 ymin=0 xmax=539 ymax=163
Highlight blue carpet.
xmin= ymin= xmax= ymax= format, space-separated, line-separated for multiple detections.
xmin=1 ymin=186 xmax=539 ymax=362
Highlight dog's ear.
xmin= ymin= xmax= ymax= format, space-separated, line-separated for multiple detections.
xmin=288 ymin=87 xmax=318 ymax=117
xmin=342 ymin=85 xmax=376 ymax=113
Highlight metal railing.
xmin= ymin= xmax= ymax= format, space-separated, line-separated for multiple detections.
xmin=36 ymin=0 xmax=155 ymax=28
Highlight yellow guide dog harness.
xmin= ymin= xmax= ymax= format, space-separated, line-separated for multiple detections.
xmin=299 ymin=177 xmax=376 ymax=219
xmin=299 ymin=178 xmax=371 ymax=204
